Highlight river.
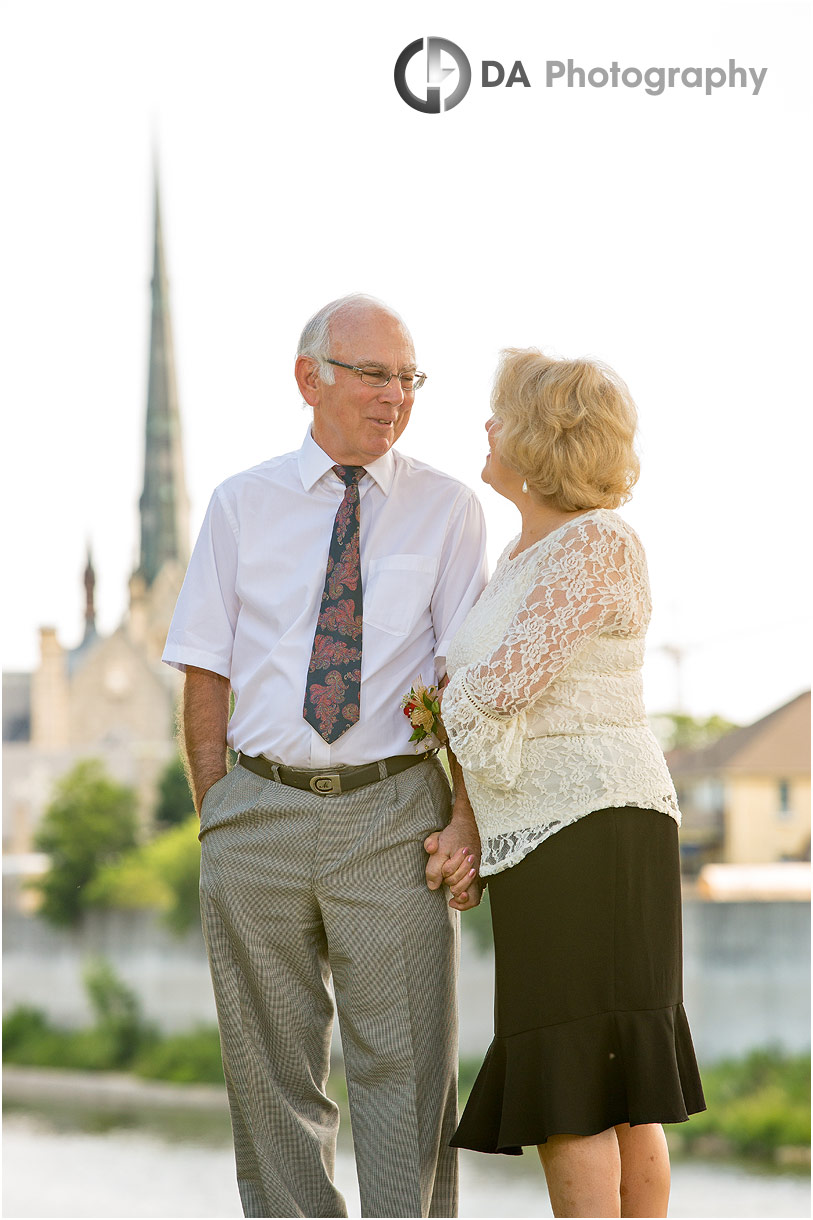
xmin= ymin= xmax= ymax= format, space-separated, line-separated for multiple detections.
xmin=3 ymin=1094 xmax=809 ymax=1220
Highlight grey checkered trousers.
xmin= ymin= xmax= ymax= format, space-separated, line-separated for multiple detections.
xmin=198 ymin=756 xmax=460 ymax=1218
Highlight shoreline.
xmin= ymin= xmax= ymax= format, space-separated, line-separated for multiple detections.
xmin=3 ymin=1064 xmax=809 ymax=1173
xmin=2 ymin=1063 xmax=228 ymax=1112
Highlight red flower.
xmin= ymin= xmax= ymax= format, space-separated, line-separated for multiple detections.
xmin=399 ymin=679 xmax=446 ymax=748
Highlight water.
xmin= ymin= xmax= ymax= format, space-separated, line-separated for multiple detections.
xmin=2 ymin=1099 xmax=809 ymax=1219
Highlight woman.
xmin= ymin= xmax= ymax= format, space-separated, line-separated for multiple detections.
xmin=438 ymin=348 xmax=705 ymax=1218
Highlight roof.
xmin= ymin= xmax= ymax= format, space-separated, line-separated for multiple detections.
xmin=668 ymin=690 xmax=810 ymax=777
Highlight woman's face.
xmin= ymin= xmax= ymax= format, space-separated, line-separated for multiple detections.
xmin=481 ymin=416 xmax=525 ymax=500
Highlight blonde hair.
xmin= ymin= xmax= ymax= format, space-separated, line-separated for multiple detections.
xmin=492 ymin=348 xmax=640 ymax=511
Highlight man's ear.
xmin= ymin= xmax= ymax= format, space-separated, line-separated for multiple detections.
xmin=295 ymin=355 xmax=323 ymax=408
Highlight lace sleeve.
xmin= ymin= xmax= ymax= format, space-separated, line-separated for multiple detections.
xmin=443 ymin=518 xmax=641 ymax=789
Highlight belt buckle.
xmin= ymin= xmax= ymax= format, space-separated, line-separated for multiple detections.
xmin=309 ymin=772 xmax=342 ymax=795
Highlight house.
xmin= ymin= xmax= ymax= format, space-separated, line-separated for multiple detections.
xmin=668 ymin=691 xmax=810 ymax=872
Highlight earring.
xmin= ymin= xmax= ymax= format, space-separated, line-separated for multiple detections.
xmin=522 ymin=480 xmax=528 ymax=494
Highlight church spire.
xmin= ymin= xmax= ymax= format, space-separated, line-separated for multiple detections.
xmin=137 ymin=165 xmax=190 ymax=588
xmin=83 ymin=542 xmax=97 ymax=642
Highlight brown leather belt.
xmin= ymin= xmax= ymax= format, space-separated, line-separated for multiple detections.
xmin=237 ymin=750 xmax=436 ymax=796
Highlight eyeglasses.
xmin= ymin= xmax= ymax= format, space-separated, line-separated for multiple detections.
xmin=325 ymin=359 xmax=427 ymax=391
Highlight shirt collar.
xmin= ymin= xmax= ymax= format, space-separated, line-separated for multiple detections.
xmin=297 ymin=427 xmax=395 ymax=495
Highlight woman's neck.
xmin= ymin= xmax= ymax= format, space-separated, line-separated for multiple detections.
xmin=512 ymin=497 xmax=589 ymax=557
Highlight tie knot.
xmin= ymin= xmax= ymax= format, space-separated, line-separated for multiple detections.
xmin=333 ymin=464 xmax=365 ymax=487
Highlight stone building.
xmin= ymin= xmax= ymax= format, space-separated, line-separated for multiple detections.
xmin=2 ymin=175 xmax=190 ymax=889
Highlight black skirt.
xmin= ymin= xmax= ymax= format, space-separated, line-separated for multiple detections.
xmin=451 ymin=806 xmax=706 ymax=1155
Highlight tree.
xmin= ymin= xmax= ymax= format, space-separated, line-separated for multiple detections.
xmin=650 ymin=712 xmax=740 ymax=752
xmin=86 ymin=814 xmax=203 ymax=934
xmin=32 ymin=760 xmax=138 ymax=926
xmin=154 ymin=752 xmax=195 ymax=829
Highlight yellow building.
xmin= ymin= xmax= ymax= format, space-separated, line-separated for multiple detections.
xmin=669 ymin=691 xmax=811 ymax=871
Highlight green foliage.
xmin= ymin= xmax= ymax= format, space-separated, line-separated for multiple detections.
xmin=2 ymin=1010 xmax=110 ymax=1071
xmin=3 ymin=960 xmax=154 ymax=1072
xmin=460 ymin=885 xmax=494 ymax=953
xmin=84 ymin=857 xmax=171 ymax=912
xmin=85 ymin=815 xmax=202 ymax=934
xmin=403 ymin=681 xmax=444 ymax=745
xmin=83 ymin=958 xmax=151 ymax=1067
xmin=31 ymin=760 xmax=138 ymax=926
xmin=2 ymin=1005 xmax=52 ymax=1057
xmin=457 ymin=1056 xmax=485 ymax=1100
xmin=147 ymin=817 xmax=203 ymax=934
xmin=4 ymin=990 xmax=809 ymax=1161
xmin=652 ymin=712 xmax=741 ymax=752
xmin=681 ymin=1049 xmax=811 ymax=1156
xmin=133 ymin=1027 xmax=224 ymax=1084
xmin=2 ymin=1000 xmax=217 ymax=1083
xmin=154 ymin=753 xmax=195 ymax=830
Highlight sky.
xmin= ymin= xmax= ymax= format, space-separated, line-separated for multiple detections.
xmin=1 ymin=0 xmax=810 ymax=725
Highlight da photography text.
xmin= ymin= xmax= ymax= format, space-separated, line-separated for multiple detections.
xmin=394 ymin=38 xmax=768 ymax=113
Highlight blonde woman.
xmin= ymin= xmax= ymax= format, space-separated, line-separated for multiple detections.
xmin=438 ymin=350 xmax=705 ymax=1218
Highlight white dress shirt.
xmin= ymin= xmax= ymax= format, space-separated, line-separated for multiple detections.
xmin=163 ymin=429 xmax=488 ymax=767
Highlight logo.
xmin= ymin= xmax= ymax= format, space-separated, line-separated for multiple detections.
xmin=309 ymin=774 xmax=342 ymax=795
xmin=394 ymin=37 xmax=472 ymax=113
xmin=394 ymin=42 xmax=768 ymax=107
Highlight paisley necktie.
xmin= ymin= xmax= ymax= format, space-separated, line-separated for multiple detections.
xmin=303 ymin=465 xmax=364 ymax=742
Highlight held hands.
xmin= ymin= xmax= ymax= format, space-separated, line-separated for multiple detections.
xmin=445 ymin=845 xmax=484 ymax=911
xmin=423 ymin=679 xmax=481 ymax=908
xmin=424 ymin=832 xmax=483 ymax=910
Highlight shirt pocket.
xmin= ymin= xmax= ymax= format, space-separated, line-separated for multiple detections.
xmin=364 ymin=554 xmax=438 ymax=637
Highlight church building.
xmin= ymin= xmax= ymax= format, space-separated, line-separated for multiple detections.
xmin=2 ymin=176 xmax=190 ymax=890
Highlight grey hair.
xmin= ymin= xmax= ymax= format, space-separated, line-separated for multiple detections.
xmin=297 ymin=293 xmax=406 ymax=384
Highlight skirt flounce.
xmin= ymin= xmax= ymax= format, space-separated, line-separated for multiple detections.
xmin=452 ymin=1002 xmax=706 ymax=1155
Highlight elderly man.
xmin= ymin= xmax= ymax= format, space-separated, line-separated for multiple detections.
xmin=163 ymin=294 xmax=487 ymax=1218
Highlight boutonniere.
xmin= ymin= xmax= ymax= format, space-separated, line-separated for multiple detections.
xmin=401 ymin=679 xmax=447 ymax=750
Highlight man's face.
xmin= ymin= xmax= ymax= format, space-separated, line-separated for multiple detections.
xmin=301 ymin=308 xmax=417 ymax=466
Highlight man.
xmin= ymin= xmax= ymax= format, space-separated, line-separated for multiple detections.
xmin=163 ymin=294 xmax=487 ymax=1218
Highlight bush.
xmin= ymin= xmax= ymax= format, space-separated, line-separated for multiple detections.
xmin=3 ymin=960 xmax=154 ymax=1073
xmin=681 ymin=1048 xmax=811 ymax=1156
xmin=3 ymin=1020 xmax=149 ymax=1073
xmin=1 ymin=1005 xmax=50 ymax=1054
xmin=83 ymin=958 xmax=153 ymax=1067
xmin=133 ymin=1027 xmax=224 ymax=1084
xmin=2 ymin=1005 xmax=53 ymax=1060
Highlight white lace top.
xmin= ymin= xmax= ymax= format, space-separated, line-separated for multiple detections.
xmin=443 ymin=509 xmax=680 ymax=876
